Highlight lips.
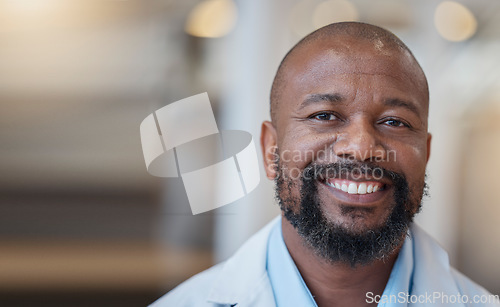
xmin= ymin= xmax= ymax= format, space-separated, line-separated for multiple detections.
xmin=326 ymin=178 xmax=385 ymax=195
xmin=319 ymin=174 xmax=391 ymax=205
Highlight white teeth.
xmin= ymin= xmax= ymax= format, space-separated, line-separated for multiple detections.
xmin=347 ymin=183 xmax=357 ymax=194
xmin=327 ymin=180 xmax=383 ymax=195
xmin=357 ymin=183 xmax=367 ymax=194
xmin=367 ymin=184 xmax=373 ymax=193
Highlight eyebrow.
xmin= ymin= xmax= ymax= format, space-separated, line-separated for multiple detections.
xmin=298 ymin=93 xmax=421 ymax=116
xmin=384 ymin=98 xmax=420 ymax=116
xmin=298 ymin=93 xmax=345 ymax=110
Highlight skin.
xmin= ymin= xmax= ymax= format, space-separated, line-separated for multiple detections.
xmin=260 ymin=36 xmax=432 ymax=306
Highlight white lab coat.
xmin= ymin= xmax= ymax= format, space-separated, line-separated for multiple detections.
xmin=150 ymin=216 xmax=498 ymax=307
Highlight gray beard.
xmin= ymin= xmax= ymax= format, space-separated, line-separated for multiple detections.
xmin=274 ymin=161 xmax=424 ymax=267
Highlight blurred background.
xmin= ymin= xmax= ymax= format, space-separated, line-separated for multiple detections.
xmin=0 ymin=0 xmax=499 ymax=306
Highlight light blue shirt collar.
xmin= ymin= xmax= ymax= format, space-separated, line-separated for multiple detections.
xmin=266 ymin=220 xmax=318 ymax=307
xmin=266 ymin=221 xmax=414 ymax=307
xmin=377 ymin=232 xmax=413 ymax=307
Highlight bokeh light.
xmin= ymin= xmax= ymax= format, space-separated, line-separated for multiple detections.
xmin=434 ymin=1 xmax=477 ymax=42
xmin=185 ymin=0 xmax=237 ymax=38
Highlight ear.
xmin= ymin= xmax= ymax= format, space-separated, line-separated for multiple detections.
xmin=260 ymin=121 xmax=278 ymax=180
xmin=426 ymin=133 xmax=432 ymax=163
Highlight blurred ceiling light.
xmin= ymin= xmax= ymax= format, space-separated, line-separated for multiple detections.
xmin=434 ymin=1 xmax=477 ymax=42
xmin=3 ymin=0 xmax=56 ymax=12
xmin=312 ymin=0 xmax=358 ymax=30
xmin=185 ymin=0 xmax=237 ymax=38
xmin=289 ymin=0 xmax=316 ymax=37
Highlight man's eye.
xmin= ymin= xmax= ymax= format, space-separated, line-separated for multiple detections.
xmin=383 ymin=119 xmax=410 ymax=128
xmin=312 ymin=112 xmax=336 ymax=121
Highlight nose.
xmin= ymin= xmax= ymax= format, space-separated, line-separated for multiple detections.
xmin=333 ymin=118 xmax=387 ymax=162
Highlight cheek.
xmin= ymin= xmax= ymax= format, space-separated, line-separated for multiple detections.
xmin=279 ymin=128 xmax=335 ymax=168
xmin=389 ymin=140 xmax=428 ymax=180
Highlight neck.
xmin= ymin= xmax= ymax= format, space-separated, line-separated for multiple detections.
xmin=281 ymin=218 xmax=401 ymax=307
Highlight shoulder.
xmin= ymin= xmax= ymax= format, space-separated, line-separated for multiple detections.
xmin=451 ymin=268 xmax=489 ymax=295
xmin=149 ymin=216 xmax=281 ymax=307
xmin=410 ymin=224 xmax=499 ymax=306
xmin=450 ymin=268 xmax=500 ymax=306
xmin=149 ymin=262 xmax=225 ymax=307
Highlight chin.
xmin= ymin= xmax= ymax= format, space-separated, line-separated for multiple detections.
xmin=323 ymin=204 xmax=393 ymax=234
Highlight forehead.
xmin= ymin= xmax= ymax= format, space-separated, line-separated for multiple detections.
xmin=293 ymin=38 xmax=421 ymax=86
xmin=278 ymin=37 xmax=428 ymax=115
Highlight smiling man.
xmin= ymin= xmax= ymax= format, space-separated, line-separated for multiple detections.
xmin=151 ymin=22 xmax=499 ymax=307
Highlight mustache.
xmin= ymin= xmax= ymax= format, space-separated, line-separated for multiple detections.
xmin=302 ymin=161 xmax=404 ymax=184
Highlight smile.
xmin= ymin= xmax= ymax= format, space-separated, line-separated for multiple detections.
xmin=325 ymin=178 xmax=385 ymax=195
xmin=319 ymin=176 xmax=391 ymax=205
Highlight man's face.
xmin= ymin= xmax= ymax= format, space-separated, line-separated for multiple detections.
xmin=261 ymin=37 xmax=431 ymax=265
